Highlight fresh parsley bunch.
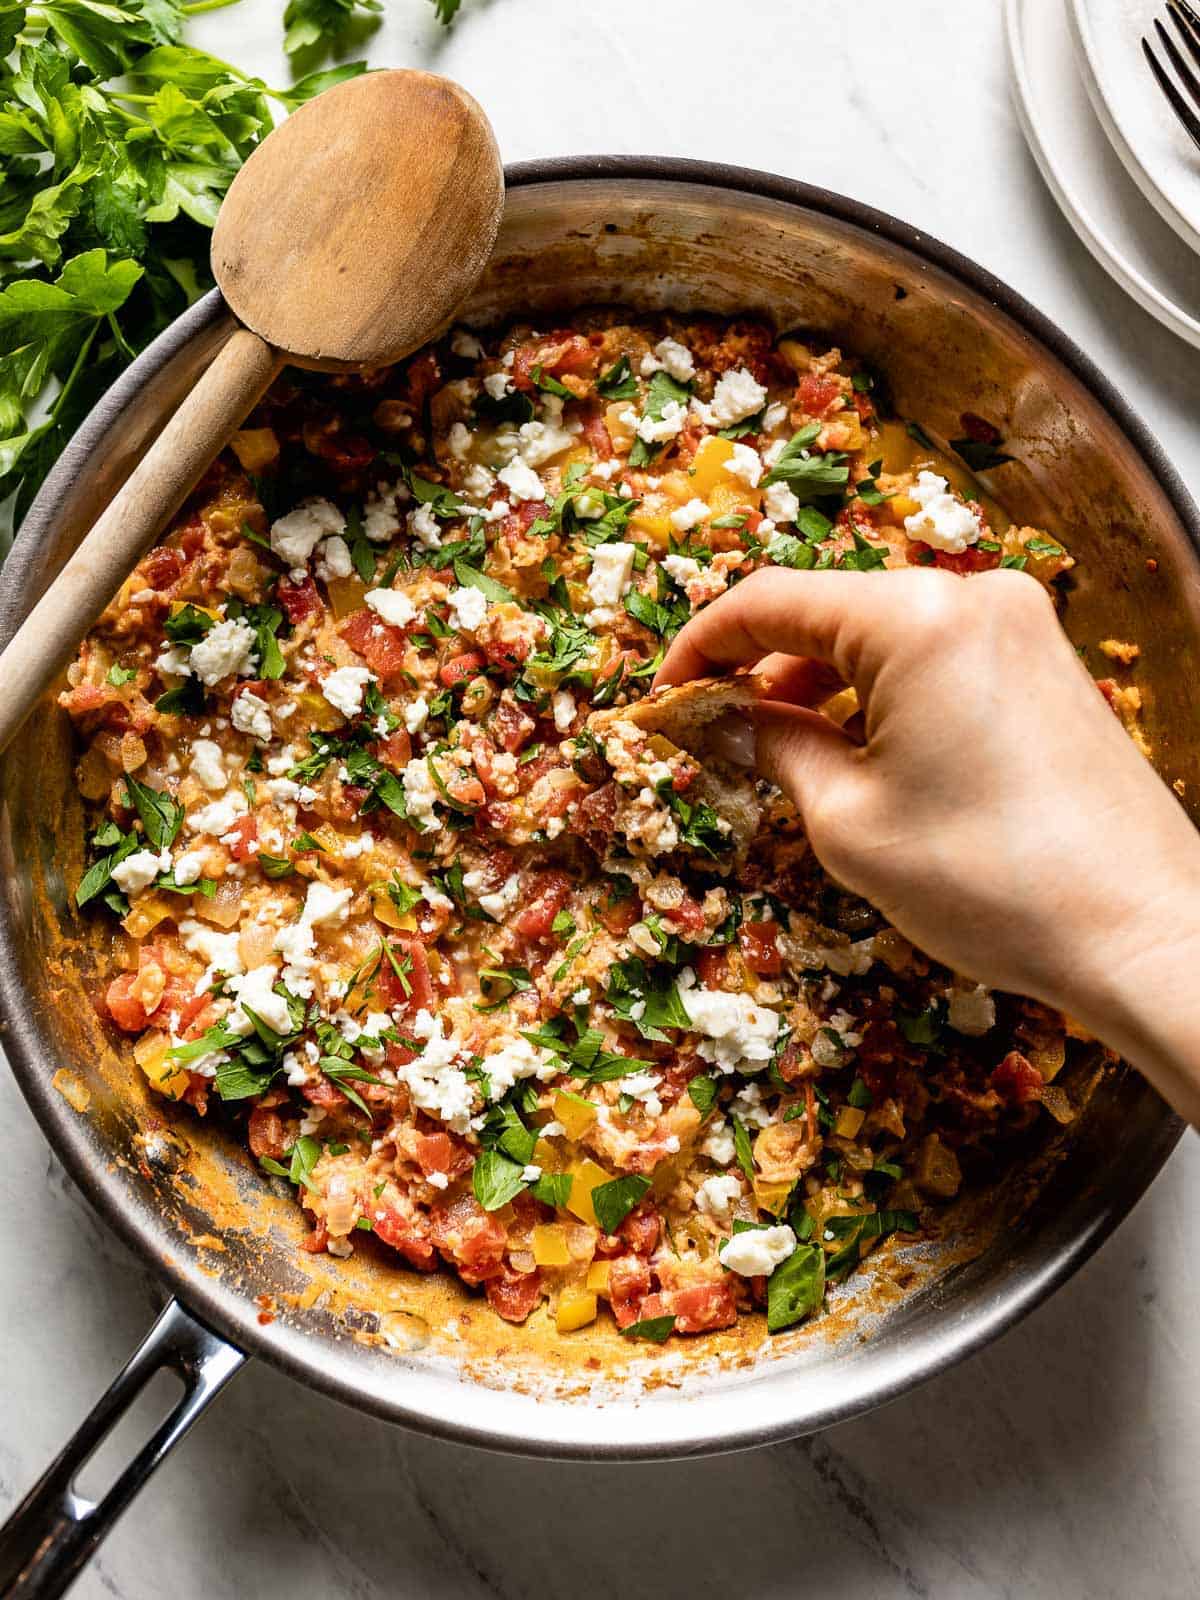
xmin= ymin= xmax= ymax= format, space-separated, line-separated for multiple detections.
xmin=0 ymin=0 xmax=367 ymax=544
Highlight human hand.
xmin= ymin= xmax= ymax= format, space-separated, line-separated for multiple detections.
xmin=655 ymin=566 xmax=1200 ymax=1122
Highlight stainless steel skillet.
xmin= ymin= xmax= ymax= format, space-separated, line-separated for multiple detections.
xmin=0 ymin=157 xmax=1190 ymax=1599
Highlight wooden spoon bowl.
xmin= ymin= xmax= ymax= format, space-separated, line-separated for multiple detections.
xmin=0 ymin=68 xmax=503 ymax=754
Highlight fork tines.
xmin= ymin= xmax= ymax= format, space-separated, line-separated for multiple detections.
xmin=1144 ymin=0 xmax=1200 ymax=154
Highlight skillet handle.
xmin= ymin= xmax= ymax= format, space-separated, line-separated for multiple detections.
xmin=0 ymin=1299 xmax=245 ymax=1600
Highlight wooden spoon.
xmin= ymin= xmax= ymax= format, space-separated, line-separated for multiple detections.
xmin=0 ymin=68 xmax=503 ymax=753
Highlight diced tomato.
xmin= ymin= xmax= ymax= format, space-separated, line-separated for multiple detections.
xmin=511 ymin=333 xmax=595 ymax=391
xmin=512 ymin=870 xmax=571 ymax=941
xmin=377 ymin=937 xmax=435 ymax=1015
xmin=339 ymin=609 xmax=410 ymax=680
xmin=277 ymin=576 xmax=322 ymax=625
xmin=596 ymin=886 xmax=640 ymax=937
xmin=141 ymin=547 xmax=185 ymax=591
xmin=581 ymin=409 xmax=613 ymax=459
xmin=225 ymin=814 xmax=258 ymax=861
xmin=415 ymin=1132 xmax=472 ymax=1181
xmin=302 ymin=1077 xmax=347 ymax=1109
xmin=372 ymin=1203 xmax=437 ymax=1270
xmin=105 ymin=973 xmax=150 ymax=1033
xmin=486 ymin=1265 xmax=542 ymax=1323
xmin=575 ymin=781 xmax=621 ymax=852
xmin=490 ymin=696 xmax=536 ymax=754
xmin=641 ymin=1282 xmax=738 ymax=1335
xmin=248 ymin=1107 xmax=288 ymax=1161
xmin=299 ymin=1218 xmax=328 ymax=1254
xmin=907 ymin=537 xmax=1001 ymax=576
xmin=607 ymin=1255 xmax=653 ymax=1328
xmin=482 ymin=631 xmax=533 ymax=673
xmin=302 ymin=417 xmax=375 ymax=473
xmin=618 ymin=1201 xmax=661 ymax=1258
xmin=991 ymin=1050 xmax=1044 ymax=1106
xmin=775 ymin=1035 xmax=812 ymax=1086
xmin=739 ymin=920 xmax=782 ymax=976
xmin=373 ymin=730 xmax=412 ymax=771
xmin=668 ymin=896 xmax=708 ymax=940
xmin=696 ymin=947 xmax=731 ymax=987
xmin=439 ymin=649 xmax=487 ymax=688
xmin=430 ymin=1192 xmax=507 ymax=1284
xmin=796 ymin=373 xmax=842 ymax=417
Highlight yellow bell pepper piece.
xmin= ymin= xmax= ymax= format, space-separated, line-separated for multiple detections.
xmin=752 ymin=1177 xmax=795 ymax=1216
xmin=169 ymin=599 xmax=221 ymax=623
xmin=565 ymin=1158 xmax=614 ymax=1227
xmin=555 ymin=1289 xmax=598 ymax=1333
xmin=585 ymin=1260 xmax=611 ymax=1294
xmin=370 ymin=884 xmax=417 ymax=931
xmin=134 ymin=1031 xmax=190 ymax=1100
xmin=325 ymin=576 xmax=368 ymax=620
xmin=834 ymin=1105 xmax=866 ymax=1139
xmin=707 ymin=479 xmax=760 ymax=517
xmin=296 ymin=687 xmax=345 ymax=732
xmin=229 ymin=428 xmax=279 ymax=473
xmin=532 ymin=1224 xmax=572 ymax=1267
xmin=628 ymin=503 xmax=674 ymax=547
xmin=605 ymin=401 xmax=637 ymax=449
xmin=121 ymin=894 xmax=172 ymax=940
xmin=554 ymin=1090 xmax=597 ymax=1141
xmin=688 ymin=436 xmax=736 ymax=496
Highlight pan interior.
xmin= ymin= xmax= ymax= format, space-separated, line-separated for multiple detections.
xmin=0 ymin=167 xmax=1188 ymax=1456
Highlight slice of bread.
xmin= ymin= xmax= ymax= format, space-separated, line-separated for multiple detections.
xmin=586 ymin=673 xmax=763 ymax=862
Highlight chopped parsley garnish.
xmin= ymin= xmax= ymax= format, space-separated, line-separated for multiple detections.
xmin=596 ymin=354 xmax=637 ymax=400
xmin=761 ymin=423 xmax=850 ymax=503
xmin=591 ymin=1174 xmax=650 ymax=1235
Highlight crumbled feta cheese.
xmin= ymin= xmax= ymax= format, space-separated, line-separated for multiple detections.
xmin=111 ymin=848 xmax=169 ymax=896
xmin=701 ymin=1116 xmax=736 ymax=1166
xmin=497 ymin=457 xmax=544 ymax=503
xmin=670 ymin=497 xmax=710 ymax=532
xmin=364 ymin=484 xmax=404 ymax=543
xmin=315 ymin=535 xmax=353 ymax=582
xmin=662 ymin=552 xmax=701 ymax=588
xmin=269 ymin=499 xmax=343 ymax=567
xmin=620 ymin=1069 xmax=663 ymax=1119
xmin=155 ymin=644 xmax=192 ymax=678
xmin=763 ymin=481 xmax=800 ymax=525
xmin=321 ymin=665 xmax=372 ymax=719
xmin=639 ymin=336 xmax=695 ymax=382
xmin=364 ymin=587 xmax=416 ymax=629
xmin=903 ymin=471 xmax=983 ymax=553
xmin=189 ymin=618 xmax=257 ymax=686
xmin=586 ymin=540 xmax=637 ymax=624
xmin=705 ymin=367 xmax=767 ymax=429
xmin=226 ymin=964 xmax=293 ymax=1037
xmin=947 ymin=984 xmax=996 ymax=1036
xmin=180 ymin=920 xmax=244 ymax=991
xmin=677 ymin=968 xmax=781 ymax=1073
xmin=482 ymin=1033 xmax=560 ymax=1099
xmin=231 ymin=691 xmax=272 ymax=745
xmin=188 ymin=793 xmax=247 ymax=836
xmin=551 ymin=689 xmax=576 ymax=732
xmin=730 ymin=1079 xmax=773 ymax=1129
xmin=695 ymin=1174 xmax=742 ymax=1217
xmin=172 ymin=849 xmax=206 ymax=886
xmin=451 ymin=328 xmax=483 ymax=359
xmin=726 ymin=442 xmax=763 ymax=487
xmin=633 ymin=399 xmax=688 ymax=444
xmin=478 ymin=873 xmax=519 ymax=920
xmin=274 ymin=919 xmax=316 ymax=996
xmin=447 ymin=585 xmax=488 ymax=633
xmin=305 ymin=881 xmax=352 ymax=925
xmin=188 ymin=739 xmax=227 ymax=793
xmin=393 ymin=1010 xmax=476 ymax=1133
xmin=447 ymin=422 xmax=472 ymax=461
xmin=719 ymin=1224 xmax=796 ymax=1278
xmin=402 ymin=756 xmax=440 ymax=830
xmin=409 ymin=502 xmax=442 ymax=550
xmin=483 ymin=371 xmax=512 ymax=400
xmin=462 ymin=463 xmax=495 ymax=501
xmin=763 ymin=401 xmax=789 ymax=431
xmin=404 ymin=696 xmax=429 ymax=735
xmin=517 ymin=416 xmax=575 ymax=468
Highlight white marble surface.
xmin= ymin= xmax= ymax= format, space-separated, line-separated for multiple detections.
xmin=3 ymin=0 xmax=1200 ymax=1594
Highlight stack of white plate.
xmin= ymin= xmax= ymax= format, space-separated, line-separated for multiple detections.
xmin=1006 ymin=0 xmax=1200 ymax=348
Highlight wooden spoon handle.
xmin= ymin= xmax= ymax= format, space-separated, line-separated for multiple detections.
xmin=0 ymin=327 xmax=281 ymax=756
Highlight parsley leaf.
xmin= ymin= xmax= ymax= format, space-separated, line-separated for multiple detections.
xmin=591 ymin=1174 xmax=650 ymax=1235
xmin=472 ymin=1148 xmax=527 ymax=1212
xmin=621 ymin=1314 xmax=676 ymax=1343
xmin=766 ymin=1243 xmax=825 ymax=1333
xmin=595 ymin=354 xmax=637 ymax=400
xmin=124 ymin=775 xmax=183 ymax=850
xmin=761 ymin=424 xmax=849 ymax=503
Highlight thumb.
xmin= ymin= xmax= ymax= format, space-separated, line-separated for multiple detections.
xmin=750 ymin=701 xmax=860 ymax=815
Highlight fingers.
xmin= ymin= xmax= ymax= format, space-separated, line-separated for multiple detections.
xmin=753 ymin=651 xmax=845 ymax=707
xmin=654 ymin=568 xmax=916 ymax=690
xmin=750 ymin=700 xmax=860 ymax=811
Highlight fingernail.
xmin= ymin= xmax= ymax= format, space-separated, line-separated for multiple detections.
xmin=708 ymin=713 xmax=756 ymax=767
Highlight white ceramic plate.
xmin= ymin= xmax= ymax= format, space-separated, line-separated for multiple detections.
xmin=1006 ymin=0 xmax=1200 ymax=350
xmin=1070 ymin=0 xmax=1200 ymax=256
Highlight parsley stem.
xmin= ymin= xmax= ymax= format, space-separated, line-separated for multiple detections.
xmin=181 ymin=0 xmax=243 ymax=11
xmin=49 ymin=324 xmax=99 ymax=424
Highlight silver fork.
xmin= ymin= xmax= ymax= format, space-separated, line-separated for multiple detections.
xmin=1144 ymin=0 xmax=1200 ymax=154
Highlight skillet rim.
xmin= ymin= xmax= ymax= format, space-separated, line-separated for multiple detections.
xmin=0 ymin=154 xmax=1188 ymax=1460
